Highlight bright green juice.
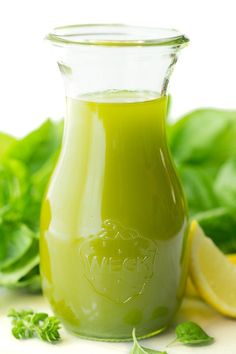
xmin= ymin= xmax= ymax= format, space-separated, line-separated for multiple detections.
xmin=40 ymin=90 xmax=188 ymax=341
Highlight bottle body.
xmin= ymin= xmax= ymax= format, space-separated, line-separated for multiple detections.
xmin=40 ymin=90 xmax=188 ymax=341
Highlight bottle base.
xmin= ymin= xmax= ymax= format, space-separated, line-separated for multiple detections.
xmin=64 ymin=324 xmax=167 ymax=342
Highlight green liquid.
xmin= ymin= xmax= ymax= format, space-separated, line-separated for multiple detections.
xmin=40 ymin=90 xmax=188 ymax=341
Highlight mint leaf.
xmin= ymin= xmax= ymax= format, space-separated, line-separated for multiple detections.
xmin=173 ymin=321 xmax=214 ymax=345
xmin=131 ymin=329 xmax=167 ymax=354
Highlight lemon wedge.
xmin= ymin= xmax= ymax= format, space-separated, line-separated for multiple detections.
xmin=227 ymin=253 xmax=236 ymax=265
xmin=185 ymin=277 xmax=198 ymax=297
xmin=189 ymin=220 xmax=236 ymax=318
xmin=186 ymin=253 xmax=236 ymax=297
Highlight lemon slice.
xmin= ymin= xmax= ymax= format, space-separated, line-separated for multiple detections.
xmin=186 ymin=253 xmax=236 ymax=297
xmin=227 ymin=254 xmax=236 ymax=265
xmin=189 ymin=220 xmax=236 ymax=318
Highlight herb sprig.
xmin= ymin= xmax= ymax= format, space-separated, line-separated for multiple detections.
xmin=8 ymin=309 xmax=61 ymax=343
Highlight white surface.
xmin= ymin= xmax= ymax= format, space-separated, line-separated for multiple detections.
xmin=0 ymin=289 xmax=236 ymax=353
xmin=0 ymin=0 xmax=236 ymax=136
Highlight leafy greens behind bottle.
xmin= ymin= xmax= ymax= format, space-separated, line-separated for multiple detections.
xmin=0 ymin=120 xmax=63 ymax=291
xmin=1 ymin=107 xmax=236 ymax=291
xmin=168 ymin=108 xmax=236 ymax=253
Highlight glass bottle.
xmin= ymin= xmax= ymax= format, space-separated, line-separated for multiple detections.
xmin=40 ymin=24 xmax=189 ymax=341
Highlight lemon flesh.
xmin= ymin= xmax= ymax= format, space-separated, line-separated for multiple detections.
xmin=189 ymin=220 xmax=236 ymax=318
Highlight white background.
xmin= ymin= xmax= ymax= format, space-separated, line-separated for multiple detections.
xmin=0 ymin=0 xmax=236 ymax=136
xmin=1 ymin=3 xmax=236 ymax=353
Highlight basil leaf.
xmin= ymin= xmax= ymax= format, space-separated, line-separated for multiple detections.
xmin=214 ymin=158 xmax=236 ymax=209
xmin=174 ymin=321 xmax=214 ymax=345
xmin=169 ymin=108 xmax=236 ymax=166
xmin=131 ymin=329 xmax=167 ymax=354
xmin=0 ymin=223 xmax=34 ymax=270
xmin=178 ymin=165 xmax=219 ymax=216
xmin=13 ymin=274 xmax=41 ymax=292
xmin=0 ymin=119 xmax=63 ymax=291
xmin=168 ymin=108 xmax=236 ymax=253
xmin=25 ymin=151 xmax=60 ymax=230
xmin=195 ymin=208 xmax=236 ymax=254
xmin=7 ymin=120 xmax=63 ymax=175
xmin=0 ymin=237 xmax=39 ymax=286
xmin=0 ymin=159 xmax=29 ymax=222
xmin=0 ymin=132 xmax=16 ymax=158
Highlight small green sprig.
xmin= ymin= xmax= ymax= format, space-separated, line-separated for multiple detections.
xmin=8 ymin=309 xmax=61 ymax=343
xmin=130 ymin=321 xmax=214 ymax=354
xmin=131 ymin=329 xmax=167 ymax=354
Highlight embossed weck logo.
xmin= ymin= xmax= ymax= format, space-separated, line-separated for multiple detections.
xmin=79 ymin=220 xmax=158 ymax=304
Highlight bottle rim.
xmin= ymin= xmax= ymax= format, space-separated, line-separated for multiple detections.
xmin=46 ymin=23 xmax=189 ymax=48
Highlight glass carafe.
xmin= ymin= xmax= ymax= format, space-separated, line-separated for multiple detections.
xmin=40 ymin=24 xmax=189 ymax=341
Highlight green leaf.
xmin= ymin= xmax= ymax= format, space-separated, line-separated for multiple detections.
xmin=195 ymin=208 xmax=236 ymax=253
xmin=13 ymin=274 xmax=41 ymax=292
xmin=12 ymin=265 xmax=41 ymax=292
xmin=0 ymin=237 xmax=39 ymax=286
xmin=7 ymin=119 xmax=63 ymax=175
xmin=8 ymin=309 xmax=61 ymax=343
xmin=0 ymin=132 xmax=16 ymax=159
xmin=214 ymin=158 xmax=236 ymax=209
xmin=31 ymin=151 xmax=59 ymax=200
xmin=178 ymin=165 xmax=219 ymax=216
xmin=36 ymin=316 xmax=61 ymax=343
xmin=6 ymin=120 xmax=63 ymax=230
xmin=0 ymin=159 xmax=29 ymax=222
xmin=0 ymin=223 xmax=34 ymax=270
xmin=24 ymin=151 xmax=60 ymax=230
xmin=168 ymin=108 xmax=236 ymax=253
xmin=131 ymin=329 xmax=167 ymax=354
xmin=0 ymin=119 xmax=63 ymax=292
xmin=169 ymin=108 xmax=236 ymax=167
xmin=8 ymin=308 xmax=34 ymax=321
xmin=173 ymin=321 xmax=214 ymax=345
